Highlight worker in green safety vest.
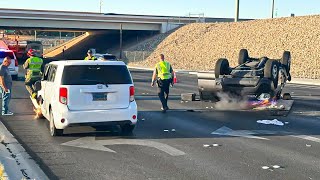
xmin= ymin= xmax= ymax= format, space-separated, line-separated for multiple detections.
xmin=23 ymin=49 xmax=43 ymax=99
xmin=84 ymin=49 xmax=97 ymax=60
xmin=151 ymin=54 xmax=174 ymax=113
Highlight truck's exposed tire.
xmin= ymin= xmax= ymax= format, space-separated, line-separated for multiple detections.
xmin=264 ymin=59 xmax=279 ymax=88
xmin=215 ymin=58 xmax=230 ymax=78
xmin=238 ymin=49 xmax=249 ymax=65
xmin=281 ymin=51 xmax=291 ymax=73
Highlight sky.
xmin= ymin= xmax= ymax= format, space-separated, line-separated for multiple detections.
xmin=0 ymin=0 xmax=320 ymax=19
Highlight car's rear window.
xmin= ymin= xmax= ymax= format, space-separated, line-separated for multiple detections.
xmin=103 ymin=55 xmax=117 ymax=60
xmin=0 ymin=51 xmax=14 ymax=59
xmin=61 ymin=65 xmax=132 ymax=85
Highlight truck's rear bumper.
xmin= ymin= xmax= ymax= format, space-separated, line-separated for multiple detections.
xmin=199 ymin=76 xmax=274 ymax=101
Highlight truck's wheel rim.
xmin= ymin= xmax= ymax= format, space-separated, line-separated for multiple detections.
xmin=272 ymin=64 xmax=278 ymax=79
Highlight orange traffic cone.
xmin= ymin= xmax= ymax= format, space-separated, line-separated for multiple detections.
xmin=173 ymin=72 xmax=178 ymax=83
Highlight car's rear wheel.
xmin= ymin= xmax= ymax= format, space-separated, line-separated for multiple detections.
xmin=264 ymin=59 xmax=279 ymax=89
xmin=121 ymin=124 xmax=135 ymax=134
xmin=215 ymin=58 xmax=230 ymax=78
xmin=281 ymin=51 xmax=291 ymax=74
xmin=49 ymin=110 xmax=63 ymax=136
xmin=238 ymin=49 xmax=249 ymax=65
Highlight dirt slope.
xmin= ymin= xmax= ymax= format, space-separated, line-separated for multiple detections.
xmin=130 ymin=15 xmax=320 ymax=79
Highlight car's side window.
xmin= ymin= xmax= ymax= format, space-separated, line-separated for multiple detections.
xmin=42 ymin=65 xmax=51 ymax=81
xmin=48 ymin=66 xmax=57 ymax=82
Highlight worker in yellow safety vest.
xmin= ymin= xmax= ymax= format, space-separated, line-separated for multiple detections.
xmin=84 ymin=49 xmax=97 ymax=60
xmin=23 ymin=49 xmax=43 ymax=99
xmin=151 ymin=54 xmax=174 ymax=113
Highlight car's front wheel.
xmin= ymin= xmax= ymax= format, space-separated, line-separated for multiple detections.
xmin=49 ymin=110 xmax=63 ymax=136
xmin=12 ymin=75 xmax=18 ymax=81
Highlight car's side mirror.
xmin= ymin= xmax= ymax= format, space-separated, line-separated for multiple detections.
xmin=34 ymin=81 xmax=42 ymax=91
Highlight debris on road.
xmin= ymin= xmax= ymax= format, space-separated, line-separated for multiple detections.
xmin=171 ymin=129 xmax=176 ymax=132
xmin=203 ymin=144 xmax=221 ymax=148
xmin=272 ymin=165 xmax=281 ymax=169
xmin=262 ymin=165 xmax=284 ymax=171
xmin=257 ymin=119 xmax=285 ymax=126
xmin=141 ymin=118 xmax=145 ymax=121
xmin=163 ymin=130 xmax=169 ymax=132
xmin=306 ymin=144 xmax=312 ymax=147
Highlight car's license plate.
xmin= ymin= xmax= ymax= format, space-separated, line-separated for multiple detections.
xmin=92 ymin=93 xmax=108 ymax=101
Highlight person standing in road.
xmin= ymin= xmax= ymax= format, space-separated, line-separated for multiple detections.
xmin=23 ymin=49 xmax=43 ymax=99
xmin=0 ymin=56 xmax=13 ymax=115
xmin=151 ymin=54 xmax=174 ymax=113
xmin=84 ymin=49 xmax=97 ymax=60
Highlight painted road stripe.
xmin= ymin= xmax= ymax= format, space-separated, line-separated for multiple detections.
xmin=290 ymin=135 xmax=320 ymax=143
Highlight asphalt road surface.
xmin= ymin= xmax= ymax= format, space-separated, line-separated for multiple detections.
xmin=1 ymin=69 xmax=320 ymax=180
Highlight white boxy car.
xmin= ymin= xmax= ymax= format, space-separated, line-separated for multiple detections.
xmin=37 ymin=60 xmax=138 ymax=136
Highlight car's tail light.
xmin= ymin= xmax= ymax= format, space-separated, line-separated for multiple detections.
xmin=14 ymin=59 xmax=18 ymax=67
xmin=59 ymin=87 xmax=68 ymax=105
xmin=129 ymin=86 xmax=135 ymax=102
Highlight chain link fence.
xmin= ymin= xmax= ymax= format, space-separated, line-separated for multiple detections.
xmin=123 ymin=51 xmax=153 ymax=63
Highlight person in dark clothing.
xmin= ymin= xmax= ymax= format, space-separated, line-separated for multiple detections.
xmin=151 ymin=54 xmax=174 ymax=113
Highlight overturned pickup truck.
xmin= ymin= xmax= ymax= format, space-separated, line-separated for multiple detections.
xmin=198 ymin=49 xmax=291 ymax=102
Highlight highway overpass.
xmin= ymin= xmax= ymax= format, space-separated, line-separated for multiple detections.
xmin=0 ymin=8 xmax=200 ymax=33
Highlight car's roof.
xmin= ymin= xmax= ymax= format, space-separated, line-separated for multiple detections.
xmin=49 ymin=60 xmax=126 ymax=66
xmin=95 ymin=53 xmax=115 ymax=56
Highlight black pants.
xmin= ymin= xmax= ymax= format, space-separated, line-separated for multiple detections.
xmin=157 ymin=79 xmax=171 ymax=109
xmin=25 ymin=77 xmax=41 ymax=96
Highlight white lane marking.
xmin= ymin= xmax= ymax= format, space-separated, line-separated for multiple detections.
xmin=290 ymin=135 xmax=320 ymax=143
xmin=61 ymin=137 xmax=186 ymax=156
xmin=211 ymin=126 xmax=270 ymax=140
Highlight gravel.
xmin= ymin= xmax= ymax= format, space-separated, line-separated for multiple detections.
xmin=129 ymin=15 xmax=320 ymax=79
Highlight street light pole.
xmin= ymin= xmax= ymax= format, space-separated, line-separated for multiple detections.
xmin=119 ymin=24 xmax=123 ymax=59
xmin=271 ymin=0 xmax=275 ymax=18
xmin=235 ymin=0 xmax=239 ymax=22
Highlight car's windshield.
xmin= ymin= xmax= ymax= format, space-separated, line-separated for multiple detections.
xmin=103 ymin=55 xmax=116 ymax=60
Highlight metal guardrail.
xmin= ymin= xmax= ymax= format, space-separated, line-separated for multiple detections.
xmin=123 ymin=51 xmax=153 ymax=63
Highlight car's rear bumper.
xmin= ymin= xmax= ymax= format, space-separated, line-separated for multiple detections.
xmin=53 ymin=102 xmax=138 ymax=129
